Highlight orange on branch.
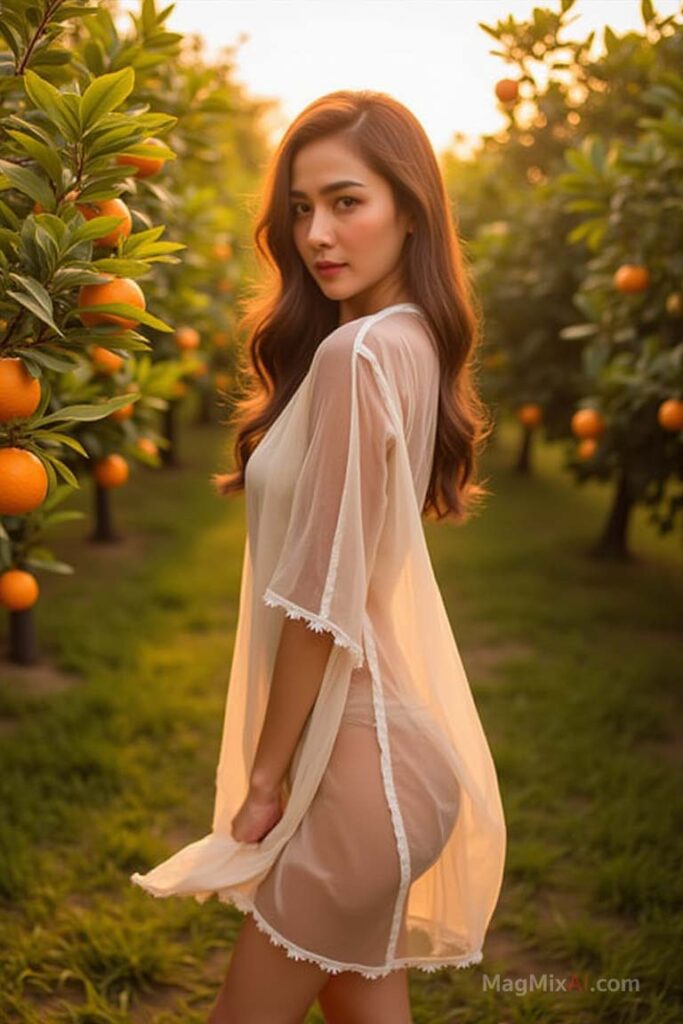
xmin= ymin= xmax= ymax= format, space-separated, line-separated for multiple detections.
xmin=110 ymin=402 xmax=135 ymax=422
xmin=136 ymin=437 xmax=158 ymax=457
xmin=577 ymin=438 xmax=598 ymax=460
xmin=0 ymin=447 xmax=48 ymax=514
xmin=212 ymin=242 xmax=233 ymax=261
xmin=93 ymin=453 xmax=129 ymax=488
xmin=0 ymin=357 xmax=41 ymax=422
xmin=175 ymin=326 xmax=200 ymax=351
xmin=613 ymin=264 xmax=650 ymax=293
xmin=495 ymin=78 xmax=519 ymax=103
xmin=0 ymin=568 xmax=39 ymax=611
xmin=517 ymin=403 xmax=543 ymax=427
xmin=657 ymin=398 xmax=683 ymax=432
xmin=78 ymin=275 xmax=145 ymax=329
xmin=78 ymin=197 xmax=132 ymax=248
xmin=571 ymin=408 xmax=606 ymax=439
xmin=90 ymin=345 xmax=125 ymax=374
xmin=116 ymin=137 xmax=167 ymax=179
xmin=211 ymin=330 xmax=229 ymax=348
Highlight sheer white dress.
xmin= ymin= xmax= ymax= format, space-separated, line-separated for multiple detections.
xmin=131 ymin=302 xmax=506 ymax=979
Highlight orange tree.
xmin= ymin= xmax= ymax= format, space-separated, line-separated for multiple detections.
xmin=443 ymin=0 xmax=682 ymax=556
xmin=68 ymin=0 xmax=271 ymax=454
xmin=0 ymin=30 xmax=181 ymax=661
xmin=553 ymin=110 xmax=682 ymax=555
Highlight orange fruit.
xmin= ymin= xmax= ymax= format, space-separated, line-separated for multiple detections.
xmin=0 ymin=357 xmax=41 ymax=422
xmin=495 ymin=79 xmax=519 ymax=103
xmin=93 ymin=453 xmax=129 ymax=488
xmin=217 ymin=278 xmax=233 ymax=295
xmin=175 ymin=326 xmax=200 ymax=351
xmin=517 ymin=403 xmax=542 ymax=427
xmin=116 ymin=137 xmax=167 ymax=179
xmin=571 ymin=408 xmax=606 ymax=439
xmin=0 ymin=447 xmax=49 ymax=514
xmin=657 ymin=398 xmax=683 ymax=432
xmin=212 ymin=242 xmax=233 ymax=261
xmin=77 ymin=197 xmax=132 ymax=248
xmin=110 ymin=402 xmax=135 ymax=422
xmin=577 ymin=438 xmax=597 ymax=460
xmin=0 ymin=568 xmax=39 ymax=611
xmin=173 ymin=380 xmax=188 ymax=398
xmin=78 ymin=275 xmax=145 ymax=330
xmin=613 ymin=264 xmax=650 ymax=293
xmin=136 ymin=437 xmax=158 ymax=457
xmin=33 ymin=188 xmax=80 ymax=215
xmin=90 ymin=345 xmax=125 ymax=374
xmin=212 ymin=330 xmax=229 ymax=348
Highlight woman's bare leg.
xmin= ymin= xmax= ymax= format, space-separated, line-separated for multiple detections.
xmin=317 ymin=968 xmax=413 ymax=1024
xmin=207 ymin=913 xmax=331 ymax=1024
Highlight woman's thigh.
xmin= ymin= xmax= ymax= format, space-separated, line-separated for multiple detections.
xmin=208 ymin=912 xmax=330 ymax=1024
xmin=316 ymin=967 xmax=413 ymax=1024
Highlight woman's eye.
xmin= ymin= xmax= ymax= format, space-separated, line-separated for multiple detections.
xmin=291 ymin=196 xmax=358 ymax=217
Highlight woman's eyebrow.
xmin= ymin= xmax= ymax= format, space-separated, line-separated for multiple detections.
xmin=289 ymin=179 xmax=367 ymax=198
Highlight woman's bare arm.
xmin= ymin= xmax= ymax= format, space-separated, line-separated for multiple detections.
xmin=249 ymin=617 xmax=334 ymax=798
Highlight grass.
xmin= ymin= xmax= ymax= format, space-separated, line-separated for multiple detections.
xmin=0 ymin=402 xmax=681 ymax=1023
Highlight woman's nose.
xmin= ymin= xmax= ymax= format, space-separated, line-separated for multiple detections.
xmin=306 ymin=208 xmax=335 ymax=246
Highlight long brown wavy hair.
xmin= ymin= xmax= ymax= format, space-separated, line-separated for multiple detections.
xmin=211 ymin=89 xmax=492 ymax=522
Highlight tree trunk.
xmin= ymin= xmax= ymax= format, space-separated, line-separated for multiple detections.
xmin=514 ymin=425 xmax=533 ymax=475
xmin=196 ymin=385 xmax=214 ymax=425
xmin=162 ymin=401 xmax=181 ymax=467
xmin=89 ymin=482 xmax=121 ymax=543
xmin=590 ymin=467 xmax=635 ymax=561
xmin=5 ymin=607 xmax=40 ymax=665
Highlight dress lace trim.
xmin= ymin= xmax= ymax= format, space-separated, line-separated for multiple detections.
xmin=262 ymin=588 xmax=364 ymax=669
xmin=219 ymin=887 xmax=484 ymax=979
xmin=363 ymin=616 xmax=413 ymax=962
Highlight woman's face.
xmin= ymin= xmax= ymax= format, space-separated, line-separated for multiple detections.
xmin=289 ymin=134 xmax=414 ymax=323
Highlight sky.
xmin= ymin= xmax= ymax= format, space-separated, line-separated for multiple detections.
xmin=115 ymin=0 xmax=682 ymax=157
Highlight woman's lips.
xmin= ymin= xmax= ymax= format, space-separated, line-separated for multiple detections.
xmin=316 ymin=263 xmax=347 ymax=277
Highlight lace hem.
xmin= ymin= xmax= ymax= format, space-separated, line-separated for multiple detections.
xmin=262 ymin=589 xmax=364 ymax=669
xmin=220 ymin=887 xmax=483 ymax=979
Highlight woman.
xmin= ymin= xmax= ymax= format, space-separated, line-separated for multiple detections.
xmin=131 ymin=89 xmax=506 ymax=1024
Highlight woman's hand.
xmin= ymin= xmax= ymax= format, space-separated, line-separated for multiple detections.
xmin=231 ymin=785 xmax=284 ymax=844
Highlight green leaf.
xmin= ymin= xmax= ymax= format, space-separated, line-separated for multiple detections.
xmin=14 ymin=347 xmax=77 ymax=373
xmin=34 ymin=430 xmax=88 ymax=456
xmin=6 ymin=274 xmax=64 ymax=337
xmin=4 ymin=129 xmax=63 ymax=186
xmin=22 ymin=70 xmax=80 ymax=141
xmin=43 ymin=454 xmax=79 ymax=488
xmin=69 ymin=303 xmax=173 ymax=332
xmin=91 ymin=258 xmax=152 ymax=275
xmin=0 ymin=158 xmax=54 ymax=208
xmin=81 ymin=67 xmax=135 ymax=133
xmin=0 ymin=196 xmax=21 ymax=229
xmin=24 ymin=556 xmax=76 ymax=575
xmin=559 ymin=323 xmax=600 ymax=341
xmin=41 ymin=511 xmax=86 ymax=528
xmin=34 ymin=396 xmax=137 ymax=426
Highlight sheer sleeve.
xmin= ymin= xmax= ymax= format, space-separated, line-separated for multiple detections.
xmin=262 ymin=335 xmax=397 ymax=670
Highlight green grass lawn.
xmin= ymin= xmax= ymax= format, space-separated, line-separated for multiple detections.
xmin=1 ymin=405 xmax=681 ymax=1023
